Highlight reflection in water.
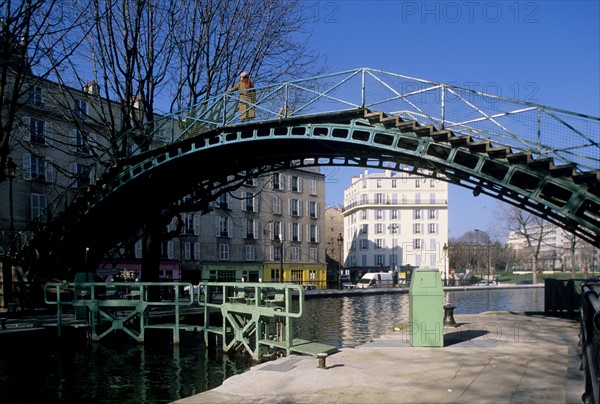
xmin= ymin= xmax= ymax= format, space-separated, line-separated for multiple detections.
xmin=1 ymin=332 xmax=254 ymax=403
xmin=295 ymin=288 xmax=544 ymax=348
xmin=0 ymin=288 xmax=543 ymax=402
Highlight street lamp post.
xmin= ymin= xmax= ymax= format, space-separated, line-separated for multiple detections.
xmin=443 ymin=242 xmax=449 ymax=286
xmin=387 ymin=224 xmax=398 ymax=273
xmin=337 ymin=233 xmax=343 ymax=290
xmin=3 ymin=158 xmax=17 ymax=307
xmin=278 ymin=233 xmax=284 ymax=282
xmin=475 ymin=229 xmax=491 ymax=285
xmin=552 ymin=250 xmax=557 ymax=277
xmin=6 ymin=157 xmax=16 ymax=256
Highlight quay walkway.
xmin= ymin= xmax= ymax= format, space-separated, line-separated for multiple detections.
xmin=175 ymin=311 xmax=584 ymax=404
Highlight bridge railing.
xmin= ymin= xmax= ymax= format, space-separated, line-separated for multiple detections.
xmin=150 ymin=68 xmax=599 ymax=172
xmin=581 ymin=281 xmax=600 ymax=404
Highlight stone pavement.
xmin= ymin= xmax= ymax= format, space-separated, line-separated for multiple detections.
xmin=174 ymin=312 xmax=583 ymax=404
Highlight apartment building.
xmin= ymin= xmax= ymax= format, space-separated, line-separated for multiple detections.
xmin=507 ymin=224 xmax=599 ymax=273
xmin=342 ymin=168 xmax=449 ymax=280
xmin=1 ymin=72 xmax=327 ymax=287
xmin=168 ymin=168 xmax=328 ymax=287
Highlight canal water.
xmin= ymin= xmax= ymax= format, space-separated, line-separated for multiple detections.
xmin=1 ymin=287 xmax=543 ymax=403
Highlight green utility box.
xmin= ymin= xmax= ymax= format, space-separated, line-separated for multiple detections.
xmin=409 ymin=268 xmax=444 ymax=347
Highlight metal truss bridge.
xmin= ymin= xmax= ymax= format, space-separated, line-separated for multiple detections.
xmin=20 ymin=68 xmax=600 ymax=275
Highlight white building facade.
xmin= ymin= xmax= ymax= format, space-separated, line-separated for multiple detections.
xmin=342 ymin=168 xmax=449 ymax=279
xmin=507 ymin=224 xmax=599 ymax=273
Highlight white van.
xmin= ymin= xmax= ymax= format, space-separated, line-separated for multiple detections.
xmin=356 ymin=272 xmax=394 ymax=288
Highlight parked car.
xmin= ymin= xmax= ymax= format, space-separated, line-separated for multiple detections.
xmin=356 ymin=272 xmax=394 ymax=288
xmin=303 ymin=284 xmax=318 ymax=291
xmin=341 ymin=275 xmax=354 ymax=289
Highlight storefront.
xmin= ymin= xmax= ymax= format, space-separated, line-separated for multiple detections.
xmin=262 ymin=262 xmax=327 ymax=289
xmin=200 ymin=262 xmax=262 ymax=283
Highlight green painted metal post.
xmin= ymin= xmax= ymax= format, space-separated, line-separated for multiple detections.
xmin=408 ymin=268 xmax=444 ymax=347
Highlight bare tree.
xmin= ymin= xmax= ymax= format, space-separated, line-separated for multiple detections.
xmin=171 ymin=0 xmax=323 ymax=111
xmin=57 ymin=0 xmax=324 ymax=280
xmin=0 ymin=0 xmax=86 ymax=182
xmin=503 ymin=205 xmax=551 ymax=284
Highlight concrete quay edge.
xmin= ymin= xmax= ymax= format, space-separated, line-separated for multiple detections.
xmin=174 ymin=311 xmax=584 ymax=404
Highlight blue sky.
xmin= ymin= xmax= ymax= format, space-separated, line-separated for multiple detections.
xmin=305 ymin=0 xmax=600 ymax=239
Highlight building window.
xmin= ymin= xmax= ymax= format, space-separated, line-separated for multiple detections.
xmin=218 ymin=193 xmax=229 ymax=209
xmin=375 ymin=254 xmax=385 ymax=266
xmin=290 ymin=199 xmax=300 ymax=216
xmin=391 ymin=209 xmax=399 ymax=220
xmin=308 ymin=201 xmax=319 ymax=218
xmin=376 ymin=209 xmax=384 ymax=220
xmin=413 ymin=209 xmax=422 ymax=220
xmin=376 ymin=239 xmax=384 ymax=250
xmin=430 ymin=179 xmax=436 ymax=188
xmin=291 ymin=246 xmax=300 ymax=262
xmin=244 ymin=218 xmax=256 ymax=239
xmin=291 ymin=222 xmax=301 ymax=241
xmin=360 ymin=224 xmax=368 ymax=235
xmin=309 ymin=224 xmax=319 ymax=242
xmin=415 ymin=179 xmax=420 ymax=188
xmin=31 ymin=193 xmax=47 ymax=221
xmin=375 ymin=193 xmax=384 ymax=204
xmin=244 ymin=178 xmax=256 ymax=187
xmin=309 ymin=248 xmax=317 ymax=262
xmin=375 ymin=223 xmax=384 ymax=234
xmin=72 ymin=130 xmax=94 ymax=155
xmin=194 ymin=243 xmax=201 ymax=260
xmin=71 ymin=163 xmax=91 ymax=188
xmin=272 ymin=195 xmax=282 ymax=215
xmin=360 ymin=239 xmax=369 ymax=250
xmin=429 ymin=209 xmax=436 ymax=220
xmin=245 ymin=245 xmax=255 ymax=261
xmin=29 ymin=118 xmax=46 ymax=145
xmin=181 ymin=213 xmax=194 ymax=234
xmin=392 ymin=179 xmax=397 ymax=188
xmin=28 ymin=86 xmax=43 ymax=104
xmin=26 ymin=154 xmax=52 ymax=182
xmin=361 ymin=210 xmax=368 ymax=220
xmin=413 ymin=239 xmax=421 ymax=249
xmin=309 ymin=179 xmax=317 ymax=195
xmin=290 ymin=175 xmax=302 ymax=192
xmin=413 ymin=223 xmax=422 ymax=234
xmin=428 ymin=223 xmax=437 ymax=234
xmin=184 ymin=242 xmax=191 ymax=260
xmin=74 ymin=99 xmax=88 ymax=117
xmin=219 ymin=244 xmax=230 ymax=261
xmin=376 ymin=179 xmax=382 ymax=188
xmin=272 ymin=173 xmax=284 ymax=190
xmin=218 ymin=270 xmax=235 ymax=282
xmin=430 ymin=193 xmax=436 ymax=204
xmin=274 ymin=245 xmax=283 ymax=261
xmin=218 ymin=217 xmax=231 ymax=238
xmin=242 ymin=192 xmax=255 ymax=212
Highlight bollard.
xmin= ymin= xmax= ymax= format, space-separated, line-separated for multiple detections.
xmin=317 ymin=352 xmax=328 ymax=369
xmin=443 ymin=304 xmax=458 ymax=327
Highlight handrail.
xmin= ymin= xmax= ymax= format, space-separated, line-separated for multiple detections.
xmin=44 ymin=281 xmax=194 ymax=307
xmin=199 ymin=281 xmax=304 ymax=318
xmin=580 ymin=281 xmax=600 ymax=404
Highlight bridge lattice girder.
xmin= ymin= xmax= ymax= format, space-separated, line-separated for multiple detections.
xmin=23 ymin=109 xmax=600 ymax=276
